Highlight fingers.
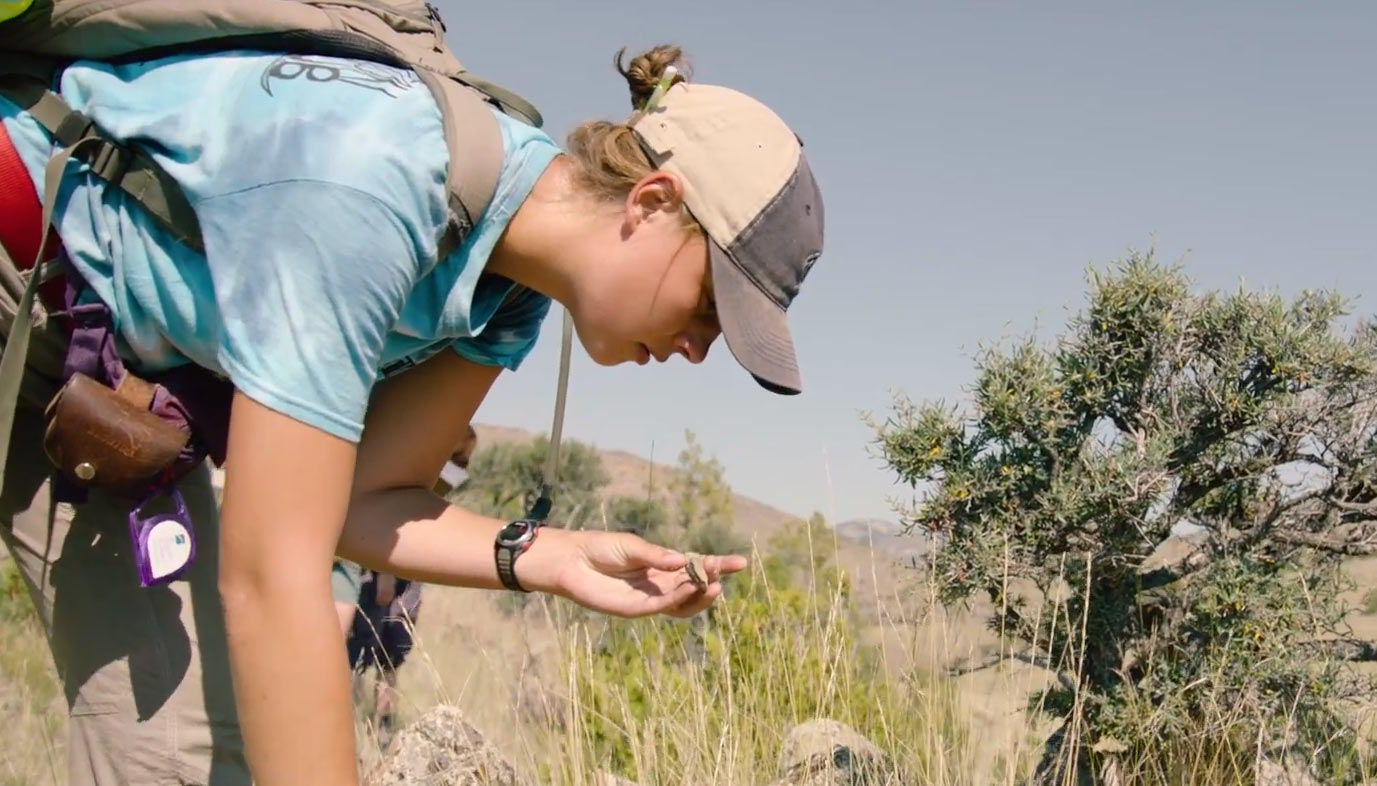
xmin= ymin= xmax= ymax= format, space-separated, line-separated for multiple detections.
xmin=663 ymin=581 xmax=722 ymax=618
xmin=621 ymin=571 xmax=722 ymax=620
xmin=611 ymin=531 xmax=749 ymax=579
xmin=703 ymin=554 xmax=748 ymax=580
xmin=654 ymin=553 xmax=747 ymax=618
xmin=618 ymin=533 xmax=687 ymax=572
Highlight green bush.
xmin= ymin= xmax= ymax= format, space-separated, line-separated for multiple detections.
xmin=603 ymin=496 xmax=669 ymax=539
xmin=872 ymin=253 xmax=1377 ymax=784
xmin=456 ymin=434 xmax=609 ymax=527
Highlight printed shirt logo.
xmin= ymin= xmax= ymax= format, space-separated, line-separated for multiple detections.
xmin=379 ymin=340 xmax=449 ymax=380
xmin=260 ymin=54 xmax=419 ymax=98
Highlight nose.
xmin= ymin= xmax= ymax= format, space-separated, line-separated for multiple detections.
xmin=674 ymin=323 xmax=721 ymax=364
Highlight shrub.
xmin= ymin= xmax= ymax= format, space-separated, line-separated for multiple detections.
xmin=872 ymin=252 xmax=1377 ymax=783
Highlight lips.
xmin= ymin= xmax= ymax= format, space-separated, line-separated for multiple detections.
xmin=635 ymin=343 xmax=651 ymax=365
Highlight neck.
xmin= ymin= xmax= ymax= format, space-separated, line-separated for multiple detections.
xmin=485 ymin=155 xmax=612 ymax=307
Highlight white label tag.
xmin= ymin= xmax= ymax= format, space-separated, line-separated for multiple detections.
xmin=147 ymin=519 xmax=193 ymax=579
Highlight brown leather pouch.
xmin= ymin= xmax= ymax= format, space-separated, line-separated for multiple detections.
xmin=42 ymin=372 xmax=188 ymax=494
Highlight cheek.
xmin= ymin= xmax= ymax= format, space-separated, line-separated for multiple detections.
xmin=596 ymin=262 xmax=675 ymax=330
xmin=575 ymin=228 xmax=706 ymax=342
xmin=635 ymin=235 xmax=708 ymax=328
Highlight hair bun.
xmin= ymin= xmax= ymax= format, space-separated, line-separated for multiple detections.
xmin=615 ymin=44 xmax=691 ymax=110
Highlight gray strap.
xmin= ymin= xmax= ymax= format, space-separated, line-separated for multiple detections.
xmin=541 ymin=309 xmax=574 ymax=496
xmin=0 ymin=241 xmax=67 ymax=408
xmin=454 ymin=71 xmax=544 ymax=129
xmin=0 ymin=76 xmax=205 ymax=253
xmin=0 ymin=139 xmax=91 ymax=498
xmin=413 ymin=70 xmax=504 ymax=260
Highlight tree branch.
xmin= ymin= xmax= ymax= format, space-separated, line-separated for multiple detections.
xmin=1273 ymin=528 xmax=1377 ymax=555
xmin=1332 ymin=498 xmax=1377 ymax=515
xmin=1137 ymin=544 xmax=1215 ymax=591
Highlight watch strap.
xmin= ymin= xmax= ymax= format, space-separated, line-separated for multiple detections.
xmin=494 ymin=541 xmax=527 ymax=592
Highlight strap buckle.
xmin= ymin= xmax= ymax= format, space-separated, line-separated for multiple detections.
xmin=85 ymin=138 xmax=132 ymax=183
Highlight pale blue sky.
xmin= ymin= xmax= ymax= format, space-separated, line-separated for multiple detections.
xmin=440 ymin=1 xmax=1376 ymax=525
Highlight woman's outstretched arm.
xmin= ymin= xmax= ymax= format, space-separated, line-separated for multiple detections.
xmin=338 ymin=351 xmax=745 ymax=615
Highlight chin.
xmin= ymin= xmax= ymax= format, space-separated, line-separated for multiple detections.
xmin=577 ymin=328 xmax=643 ymax=367
xmin=584 ymin=342 xmax=625 ymax=367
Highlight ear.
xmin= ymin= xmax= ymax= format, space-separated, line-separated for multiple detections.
xmin=623 ymin=171 xmax=686 ymax=230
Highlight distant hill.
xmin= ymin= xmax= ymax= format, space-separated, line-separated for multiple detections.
xmin=834 ymin=517 xmax=903 ymax=541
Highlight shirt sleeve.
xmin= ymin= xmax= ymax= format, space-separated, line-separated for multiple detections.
xmin=194 ymin=180 xmax=422 ymax=441
xmin=450 ymin=284 xmax=552 ymax=371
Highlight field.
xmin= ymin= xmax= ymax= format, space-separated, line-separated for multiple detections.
xmin=4 ymin=423 xmax=1377 ymax=785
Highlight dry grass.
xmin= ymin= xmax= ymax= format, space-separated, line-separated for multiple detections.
xmin=349 ymin=532 xmax=1049 ymax=786
xmin=5 ymin=538 xmax=1377 ymax=785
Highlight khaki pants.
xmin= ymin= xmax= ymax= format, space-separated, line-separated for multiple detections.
xmin=0 ymin=405 xmax=250 ymax=786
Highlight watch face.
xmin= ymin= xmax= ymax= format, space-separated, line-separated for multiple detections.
xmin=498 ymin=520 xmax=537 ymax=548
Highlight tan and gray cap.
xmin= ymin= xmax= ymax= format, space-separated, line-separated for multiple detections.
xmin=630 ymin=81 xmax=824 ymax=395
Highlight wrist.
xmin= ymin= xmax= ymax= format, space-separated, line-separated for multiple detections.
xmin=496 ymin=522 xmax=571 ymax=596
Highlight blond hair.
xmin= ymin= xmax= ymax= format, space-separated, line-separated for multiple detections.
xmin=564 ymin=45 xmax=700 ymax=230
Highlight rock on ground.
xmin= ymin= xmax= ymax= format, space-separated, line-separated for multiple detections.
xmin=366 ymin=707 xmax=898 ymax=786
xmin=364 ymin=705 xmax=522 ymax=786
xmin=769 ymin=719 xmax=902 ymax=786
xmin=1254 ymin=755 xmax=1322 ymax=786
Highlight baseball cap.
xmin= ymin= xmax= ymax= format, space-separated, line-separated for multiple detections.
xmin=629 ymin=76 xmax=824 ymax=395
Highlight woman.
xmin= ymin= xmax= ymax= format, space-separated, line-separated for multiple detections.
xmin=0 ymin=42 xmax=824 ymax=785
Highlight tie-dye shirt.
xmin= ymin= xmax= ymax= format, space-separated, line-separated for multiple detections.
xmin=0 ymin=51 xmax=556 ymax=441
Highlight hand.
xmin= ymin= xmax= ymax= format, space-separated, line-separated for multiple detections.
xmin=529 ymin=529 xmax=748 ymax=618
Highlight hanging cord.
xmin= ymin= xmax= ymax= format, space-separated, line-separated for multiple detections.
xmin=525 ymin=306 xmax=573 ymax=522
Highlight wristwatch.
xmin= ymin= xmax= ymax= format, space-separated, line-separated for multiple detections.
xmin=494 ymin=518 xmax=541 ymax=592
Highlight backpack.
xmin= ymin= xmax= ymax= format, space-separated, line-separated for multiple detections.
xmin=0 ymin=0 xmax=572 ymax=520
xmin=0 ymin=0 xmax=542 ymax=262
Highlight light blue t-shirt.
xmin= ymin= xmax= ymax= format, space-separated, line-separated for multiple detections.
xmin=0 ymin=51 xmax=558 ymax=441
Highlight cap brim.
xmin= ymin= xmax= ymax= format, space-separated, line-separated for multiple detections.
xmin=710 ymin=240 xmax=802 ymax=395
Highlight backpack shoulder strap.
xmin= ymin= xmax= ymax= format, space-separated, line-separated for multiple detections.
xmin=0 ymin=72 xmax=205 ymax=253
xmin=416 ymin=71 xmax=504 ymax=260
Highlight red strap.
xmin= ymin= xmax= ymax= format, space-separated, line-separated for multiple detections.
xmin=0 ymin=119 xmax=66 ymax=308
xmin=0 ymin=120 xmax=44 ymax=270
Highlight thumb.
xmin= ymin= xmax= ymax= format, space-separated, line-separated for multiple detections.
xmin=619 ymin=534 xmax=686 ymax=572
